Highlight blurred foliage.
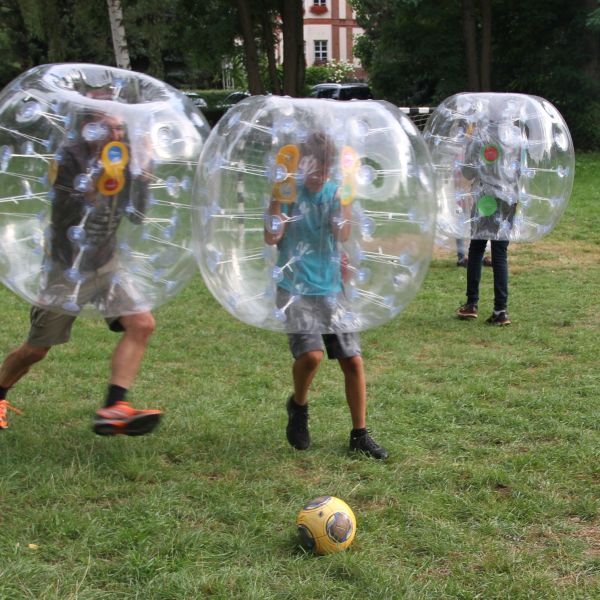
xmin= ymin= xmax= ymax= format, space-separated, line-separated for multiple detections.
xmin=0 ymin=0 xmax=240 ymax=89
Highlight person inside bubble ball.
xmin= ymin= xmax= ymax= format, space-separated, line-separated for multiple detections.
xmin=456 ymin=116 xmax=518 ymax=326
xmin=0 ymin=108 xmax=161 ymax=436
xmin=264 ymin=131 xmax=388 ymax=460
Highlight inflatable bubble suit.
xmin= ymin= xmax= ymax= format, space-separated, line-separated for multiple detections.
xmin=192 ymin=95 xmax=437 ymax=333
xmin=423 ymin=92 xmax=574 ymax=242
xmin=0 ymin=63 xmax=209 ymax=317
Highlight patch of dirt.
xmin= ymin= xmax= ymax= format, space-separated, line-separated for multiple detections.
xmin=570 ymin=518 xmax=600 ymax=558
xmin=435 ymin=239 xmax=600 ymax=272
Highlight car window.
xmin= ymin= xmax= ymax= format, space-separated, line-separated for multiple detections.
xmin=339 ymin=87 xmax=372 ymax=101
xmin=229 ymin=93 xmax=249 ymax=103
xmin=311 ymin=85 xmax=372 ymax=101
xmin=317 ymin=88 xmax=337 ymax=99
xmin=183 ymin=92 xmax=207 ymax=108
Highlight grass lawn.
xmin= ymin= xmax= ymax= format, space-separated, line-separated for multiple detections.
xmin=0 ymin=153 xmax=599 ymax=599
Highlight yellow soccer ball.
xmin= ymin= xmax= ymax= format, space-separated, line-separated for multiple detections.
xmin=296 ymin=496 xmax=357 ymax=555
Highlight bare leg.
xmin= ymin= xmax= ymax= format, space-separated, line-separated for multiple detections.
xmin=109 ymin=312 xmax=155 ymax=389
xmin=338 ymin=355 xmax=366 ymax=429
xmin=0 ymin=343 xmax=51 ymax=389
xmin=292 ymin=350 xmax=323 ymax=405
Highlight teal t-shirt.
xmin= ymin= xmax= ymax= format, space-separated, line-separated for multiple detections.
xmin=276 ymin=180 xmax=342 ymax=296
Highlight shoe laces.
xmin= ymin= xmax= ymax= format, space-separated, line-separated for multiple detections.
xmin=0 ymin=400 xmax=23 ymax=427
xmin=288 ymin=405 xmax=309 ymax=435
xmin=97 ymin=401 xmax=134 ymax=418
xmin=353 ymin=430 xmax=380 ymax=450
xmin=0 ymin=400 xmax=23 ymax=415
xmin=289 ymin=410 xmax=308 ymax=429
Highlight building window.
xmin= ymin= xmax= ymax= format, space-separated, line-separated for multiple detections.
xmin=314 ymin=40 xmax=328 ymax=63
xmin=309 ymin=0 xmax=328 ymax=14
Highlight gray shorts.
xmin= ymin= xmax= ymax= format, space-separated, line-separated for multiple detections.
xmin=276 ymin=288 xmax=361 ymax=359
xmin=287 ymin=331 xmax=361 ymax=360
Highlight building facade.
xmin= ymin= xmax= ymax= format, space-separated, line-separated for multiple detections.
xmin=277 ymin=0 xmax=366 ymax=77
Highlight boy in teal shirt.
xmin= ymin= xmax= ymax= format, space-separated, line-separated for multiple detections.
xmin=265 ymin=132 xmax=388 ymax=459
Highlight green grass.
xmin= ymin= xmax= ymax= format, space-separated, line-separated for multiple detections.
xmin=1 ymin=154 xmax=599 ymax=599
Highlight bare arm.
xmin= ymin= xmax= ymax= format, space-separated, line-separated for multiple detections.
xmin=264 ymin=198 xmax=286 ymax=245
xmin=333 ymin=196 xmax=352 ymax=243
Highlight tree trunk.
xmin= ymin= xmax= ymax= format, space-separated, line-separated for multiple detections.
xmin=261 ymin=10 xmax=281 ymax=95
xmin=235 ymin=0 xmax=264 ymax=95
xmin=107 ymin=0 xmax=131 ymax=69
xmin=479 ymin=0 xmax=492 ymax=90
xmin=280 ymin=0 xmax=305 ymax=97
xmin=462 ymin=0 xmax=480 ymax=91
xmin=584 ymin=0 xmax=600 ymax=81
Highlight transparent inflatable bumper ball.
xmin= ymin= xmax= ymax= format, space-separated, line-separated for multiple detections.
xmin=192 ymin=95 xmax=437 ymax=333
xmin=423 ymin=92 xmax=574 ymax=242
xmin=0 ymin=63 xmax=210 ymax=317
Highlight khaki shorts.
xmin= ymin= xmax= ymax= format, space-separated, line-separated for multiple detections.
xmin=28 ymin=257 xmax=145 ymax=346
xmin=27 ymin=306 xmax=122 ymax=347
xmin=37 ymin=257 xmax=146 ymax=315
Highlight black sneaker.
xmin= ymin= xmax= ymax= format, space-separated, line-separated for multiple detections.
xmin=456 ymin=303 xmax=478 ymax=319
xmin=456 ymin=257 xmax=468 ymax=268
xmin=286 ymin=395 xmax=310 ymax=450
xmin=350 ymin=430 xmax=389 ymax=460
xmin=486 ymin=310 xmax=511 ymax=326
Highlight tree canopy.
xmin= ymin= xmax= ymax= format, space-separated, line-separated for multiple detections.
xmin=0 ymin=0 xmax=304 ymax=94
xmin=351 ymin=0 xmax=600 ymax=148
xmin=1 ymin=0 xmax=600 ymax=146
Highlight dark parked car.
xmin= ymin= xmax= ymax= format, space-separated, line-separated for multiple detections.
xmin=310 ymin=83 xmax=373 ymax=101
xmin=217 ymin=91 xmax=251 ymax=110
xmin=183 ymin=91 xmax=208 ymax=109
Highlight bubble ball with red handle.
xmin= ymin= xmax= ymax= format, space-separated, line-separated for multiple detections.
xmin=0 ymin=63 xmax=209 ymax=317
xmin=423 ymin=92 xmax=575 ymax=242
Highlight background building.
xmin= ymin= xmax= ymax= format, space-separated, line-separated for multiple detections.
xmin=277 ymin=0 xmax=367 ymax=79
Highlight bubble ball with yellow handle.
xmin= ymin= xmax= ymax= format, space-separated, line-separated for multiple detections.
xmin=192 ymin=95 xmax=438 ymax=333
xmin=0 ymin=63 xmax=210 ymax=317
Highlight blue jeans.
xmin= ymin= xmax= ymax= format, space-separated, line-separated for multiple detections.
xmin=456 ymin=238 xmax=466 ymax=261
xmin=466 ymin=239 xmax=509 ymax=311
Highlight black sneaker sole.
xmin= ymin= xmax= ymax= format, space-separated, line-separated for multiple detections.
xmin=457 ymin=313 xmax=478 ymax=319
xmin=349 ymin=445 xmax=389 ymax=460
xmin=93 ymin=413 xmax=161 ymax=436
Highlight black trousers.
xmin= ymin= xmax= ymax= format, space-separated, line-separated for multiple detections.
xmin=466 ymin=239 xmax=509 ymax=311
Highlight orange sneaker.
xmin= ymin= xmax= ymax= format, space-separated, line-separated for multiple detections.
xmin=0 ymin=400 xmax=23 ymax=430
xmin=93 ymin=401 xmax=161 ymax=436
